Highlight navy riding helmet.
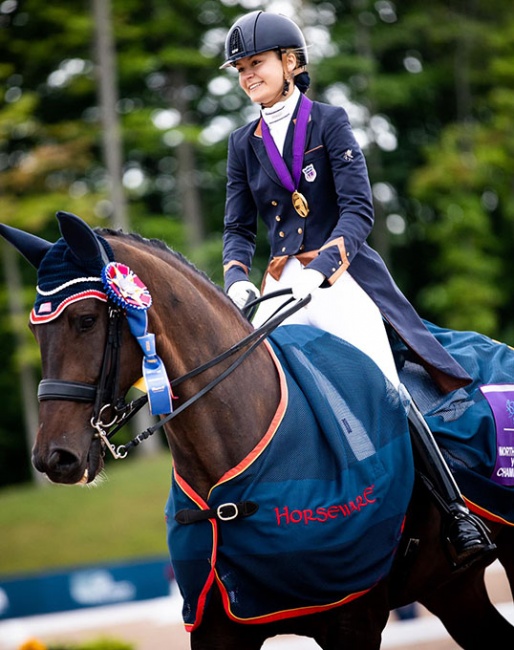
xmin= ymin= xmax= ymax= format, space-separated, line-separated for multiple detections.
xmin=220 ymin=10 xmax=308 ymax=69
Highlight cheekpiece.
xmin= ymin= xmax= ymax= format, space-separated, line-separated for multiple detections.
xmin=102 ymin=261 xmax=173 ymax=416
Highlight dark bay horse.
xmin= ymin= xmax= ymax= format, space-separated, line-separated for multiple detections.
xmin=2 ymin=212 xmax=514 ymax=650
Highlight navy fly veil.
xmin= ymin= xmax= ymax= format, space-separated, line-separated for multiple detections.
xmin=31 ymin=236 xmax=113 ymax=323
xmin=25 ymin=215 xmax=174 ymax=415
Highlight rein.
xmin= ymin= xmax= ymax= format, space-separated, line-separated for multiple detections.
xmin=112 ymin=290 xmax=306 ymax=459
xmin=38 ymin=289 xmax=308 ymax=460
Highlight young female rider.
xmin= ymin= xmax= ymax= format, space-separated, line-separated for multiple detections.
xmin=221 ymin=10 xmax=494 ymax=566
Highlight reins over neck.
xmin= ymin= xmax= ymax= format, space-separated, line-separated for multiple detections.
xmin=94 ymin=290 xmax=309 ymax=460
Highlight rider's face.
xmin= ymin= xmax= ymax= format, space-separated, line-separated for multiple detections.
xmin=235 ymin=50 xmax=294 ymax=107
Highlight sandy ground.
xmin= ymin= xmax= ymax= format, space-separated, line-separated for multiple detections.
xmin=1 ymin=562 xmax=512 ymax=650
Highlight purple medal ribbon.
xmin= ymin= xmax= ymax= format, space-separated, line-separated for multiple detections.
xmin=261 ymin=93 xmax=313 ymax=193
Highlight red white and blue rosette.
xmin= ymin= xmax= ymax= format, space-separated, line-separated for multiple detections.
xmin=102 ymin=262 xmax=152 ymax=311
xmin=102 ymin=262 xmax=173 ymax=416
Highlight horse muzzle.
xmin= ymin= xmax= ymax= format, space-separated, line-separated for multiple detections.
xmin=32 ymin=436 xmax=104 ymax=485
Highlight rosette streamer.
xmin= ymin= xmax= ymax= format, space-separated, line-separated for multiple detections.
xmin=102 ymin=262 xmax=174 ymax=415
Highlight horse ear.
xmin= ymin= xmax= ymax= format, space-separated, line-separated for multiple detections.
xmin=0 ymin=223 xmax=53 ymax=269
xmin=56 ymin=211 xmax=105 ymax=263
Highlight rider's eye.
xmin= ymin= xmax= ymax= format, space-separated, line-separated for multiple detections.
xmin=78 ymin=315 xmax=96 ymax=331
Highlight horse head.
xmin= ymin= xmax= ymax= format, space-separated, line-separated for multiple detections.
xmin=0 ymin=213 xmax=143 ymax=484
xmin=1 ymin=211 xmax=277 ymax=493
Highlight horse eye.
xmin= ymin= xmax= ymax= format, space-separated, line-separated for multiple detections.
xmin=78 ymin=315 xmax=97 ymax=331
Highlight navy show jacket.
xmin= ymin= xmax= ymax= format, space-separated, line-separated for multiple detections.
xmin=223 ymin=98 xmax=471 ymax=393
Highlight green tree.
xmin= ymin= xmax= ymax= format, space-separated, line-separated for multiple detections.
xmin=322 ymin=0 xmax=514 ymax=338
xmin=0 ymin=0 xmax=234 ymax=484
xmin=3 ymin=0 xmax=514 ymax=487
xmin=405 ymin=1 xmax=514 ymax=335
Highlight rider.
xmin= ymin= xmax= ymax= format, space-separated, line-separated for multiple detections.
xmin=220 ymin=10 xmax=495 ymax=568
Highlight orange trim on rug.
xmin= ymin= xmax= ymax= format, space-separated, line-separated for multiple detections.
xmin=184 ymin=525 xmax=218 ymax=633
xmin=208 ymin=341 xmax=288 ymax=494
xmin=173 ymin=345 xmax=289 ymax=631
xmin=173 ymin=469 xmax=209 ymax=510
xmin=464 ymin=495 xmax=514 ymax=527
xmin=173 ymin=469 xmax=219 ymax=633
xmin=215 ymin=568 xmax=372 ymax=625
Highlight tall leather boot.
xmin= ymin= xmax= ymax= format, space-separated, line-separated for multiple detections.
xmin=401 ymin=386 xmax=496 ymax=568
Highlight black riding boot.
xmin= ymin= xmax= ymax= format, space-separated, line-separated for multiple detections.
xmin=403 ymin=387 xmax=496 ymax=569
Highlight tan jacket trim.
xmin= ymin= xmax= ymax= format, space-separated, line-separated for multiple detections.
xmin=319 ymin=236 xmax=350 ymax=285
xmin=265 ymin=239 xmax=349 ymax=286
xmin=223 ymin=260 xmax=249 ymax=276
xmin=266 ymin=250 xmax=318 ymax=283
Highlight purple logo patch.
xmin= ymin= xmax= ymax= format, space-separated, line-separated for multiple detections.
xmin=480 ymin=384 xmax=514 ymax=486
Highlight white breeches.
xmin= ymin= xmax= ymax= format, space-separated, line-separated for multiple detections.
xmin=252 ymin=257 xmax=400 ymax=388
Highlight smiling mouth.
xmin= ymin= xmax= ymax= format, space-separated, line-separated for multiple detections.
xmin=248 ymin=82 xmax=263 ymax=91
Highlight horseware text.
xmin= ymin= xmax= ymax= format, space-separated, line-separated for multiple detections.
xmin=274 ymin=485 xmax=376 ymax=526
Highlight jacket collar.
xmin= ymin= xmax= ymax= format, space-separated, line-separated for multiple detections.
xmin=253 ymin=91 xmax=311 ymax=138
xmin=251 ymin=97 xmax=314 ymax=186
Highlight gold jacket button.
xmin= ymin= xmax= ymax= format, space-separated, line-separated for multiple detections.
xmin=275 ymin=215 xmax=281 ymax=222
xmin=279 ymin=231 xmax=285 ymax=237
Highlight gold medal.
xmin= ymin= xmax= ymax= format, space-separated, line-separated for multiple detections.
xmin=292 ymin=190 xmax=309 ymax=218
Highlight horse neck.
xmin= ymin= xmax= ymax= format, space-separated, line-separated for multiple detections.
xmin=156 ymin=279 xmax=281 ymax=498
xmin=166 ymin=338 xmax=279 ymax=499
xmin=115 ymin=238 xmax=281 ymax=498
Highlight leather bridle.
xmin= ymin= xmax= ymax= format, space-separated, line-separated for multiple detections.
xmin=35 ymin=289 xmax=309 ymax=460
xmin=36 ymin=303 xmax=137 ymax=457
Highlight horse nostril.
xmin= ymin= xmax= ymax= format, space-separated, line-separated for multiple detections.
xmin=32 ymin=452 xmax=46 ymax=474
xmin=33 ymin=446 xmax=84 ymax=483
xmin=48 ymin=448 xmax=80 ymax=471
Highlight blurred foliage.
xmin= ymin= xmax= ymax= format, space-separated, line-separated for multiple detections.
xmin=1 ymin=0 xmax=514 ymax=485
xmin=19 ymin=639 xmax=134 ymax=650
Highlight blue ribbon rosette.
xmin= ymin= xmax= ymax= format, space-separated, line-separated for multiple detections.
xmin=102 ymin=262 xmax=174 ymax=415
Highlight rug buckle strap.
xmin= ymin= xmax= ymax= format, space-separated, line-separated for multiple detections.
xmin=175 ymin=501 xmax=259 ymax=525
xmin=217 ymin=502 xmax=239 ymax=521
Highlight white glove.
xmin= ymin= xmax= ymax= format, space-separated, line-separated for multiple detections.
xmin=290 ymin=269 xmax=324 ymax=300
xmin=227 ymin=280 xmax=261 ymax=310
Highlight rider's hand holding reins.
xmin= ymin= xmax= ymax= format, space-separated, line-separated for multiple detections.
xmin=228 ymin=280 xmax=261 ymax=309
xmin=290 ymin=268 xmax=324 ymax=300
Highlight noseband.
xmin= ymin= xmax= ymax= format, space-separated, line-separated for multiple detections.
xmin=37 ymin=304 xmax=134 ymax=456
xmin=38 ymin=304 xmax=123 ymax=406
xmin=38 ymin=379 xmax=97 ymax=402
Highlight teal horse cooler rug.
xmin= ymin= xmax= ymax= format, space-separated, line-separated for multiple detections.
xmin=166 ymin=325 xmax=414 ymax=631
xmin=400 ymin=321 xmax=514 ymax=527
